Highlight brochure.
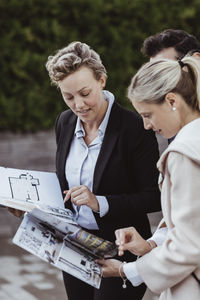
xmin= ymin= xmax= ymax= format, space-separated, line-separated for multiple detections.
xmin=0 ymin=166 xmax=117 ymax=288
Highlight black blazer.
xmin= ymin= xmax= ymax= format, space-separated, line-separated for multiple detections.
xmin=55 ymin=101 xmax=161 ymax=258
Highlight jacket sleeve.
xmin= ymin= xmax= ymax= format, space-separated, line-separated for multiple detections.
xmin=136 ymin=152 xmax=200 ymax=294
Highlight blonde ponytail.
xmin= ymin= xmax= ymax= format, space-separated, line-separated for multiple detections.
xmin=181 ymin=56 xmax=200 ymax=110
xmin=128 ymin=57 xmax=200 ymax=112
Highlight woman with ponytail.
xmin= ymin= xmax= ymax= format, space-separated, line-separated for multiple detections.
xmin=98 ymin=56 xmax=200 ymax=300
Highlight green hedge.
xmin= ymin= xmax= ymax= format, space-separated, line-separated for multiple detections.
xmin=1 ymin=0 xmax=200 ymax=131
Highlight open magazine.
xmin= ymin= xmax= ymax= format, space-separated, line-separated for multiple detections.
xmin=0 ymin=166 xmax=117 ymax=288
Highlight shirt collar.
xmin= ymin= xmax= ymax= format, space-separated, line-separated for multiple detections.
xmin=98 ymin=90 xmax=114 ymax=137
xmin=75 ymin=118 xmax=84 ymax=138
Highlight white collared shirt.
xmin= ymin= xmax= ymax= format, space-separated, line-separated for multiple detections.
xmin=65 ymin=90 xmax=114 ymax=229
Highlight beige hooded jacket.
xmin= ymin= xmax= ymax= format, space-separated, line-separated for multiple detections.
xmin=136 ymin=118 xmax=200 ymax=300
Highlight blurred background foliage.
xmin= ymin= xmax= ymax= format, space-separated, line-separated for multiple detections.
xmin=1 ymin=0 xmax=200 ymax=131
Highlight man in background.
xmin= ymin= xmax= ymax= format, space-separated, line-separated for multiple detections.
xmin=141 ymin=29 xmax=200 ymax=150
xmin=141 ymin=28 xmax=200 ymax=61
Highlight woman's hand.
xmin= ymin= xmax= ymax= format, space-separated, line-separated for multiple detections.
xmin=63 ymin=185 xmax=99 ymax=212
xmin=96 ymin=258 xmax=122 ymax=278
xmin=115 ymin=227 xmax=152 ymax=256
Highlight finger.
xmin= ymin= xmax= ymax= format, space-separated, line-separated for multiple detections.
xmin=118 ymin=242 xmax=132 ymax=256
xmin=71 ymin=185 xmax=89 ymax=199
xmin=68 ymin=186 xmax=84 ymax=194
xmin=115 ymin=229 xmax=121 ymax=242
xmin=115 ymin=229 xmax=121 ymax=245
xmin=71 ymin=189 xmax=85 ymax=199
xmin=118 ymin=247 xmax=124 ymax=256
xmin=64 ymin=191 xmax=71 ymax=203
xmin=119 ymin=229 xmax=125 ymax=245
xmin=72 ymin=198 xmax=86 ymax=207
xmin=73 ymin=192 xmax=91 ymax=207
xmin=120 ymin=227 xmax=136 ymax=244
xmin=120 ymin=243 xmax=130 ymax=251
xmin=64 ymin=186 xmax=83 ymax=202
xmin=115 ymin=229 xmax=125 ymax=246
xmin=63 ymin=187 xmax=79 ymax=202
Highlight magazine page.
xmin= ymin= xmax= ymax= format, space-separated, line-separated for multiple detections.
xmin=57 ymin=239 xmax=101 ymax=289
xmin=13 ymin=213 xmax=64 ymax=265
xmin=66 ymin=228 xmax=118 ymax=258
xmin=0 ymin=166 xmax=64 ymax=211
xmin=30 ymin=206 xmax=117 ymax=258
xmin=30 ymin=206 xmax=79 ymax=234
xmin=13 ymin=213 xmax=102 ymax=288
xmin=35 ymin=203 xmax=76 ymax=222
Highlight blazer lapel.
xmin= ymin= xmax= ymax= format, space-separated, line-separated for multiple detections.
xmin=93 ymin=102 xmax=121 ymax=193
xmin=57 ymin=113 xmax=77 ymax=189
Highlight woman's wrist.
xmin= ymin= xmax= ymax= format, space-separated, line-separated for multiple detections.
xmin=146 ymin=239 xmax=156 ymax=253
xmin=119 ymin=261 xmax=127 ymax=288
xmin=119 ymin=262 xmax=126 ymax=278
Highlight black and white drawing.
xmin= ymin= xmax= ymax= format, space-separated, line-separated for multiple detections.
xmin=0 ymin=166 xmax=65 ymax=210
xmin=9 ymin=173 xmax=40 ymax=203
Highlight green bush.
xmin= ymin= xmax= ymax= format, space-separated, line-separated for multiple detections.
xmin=1 ymin=0 xmax=200 ymax=131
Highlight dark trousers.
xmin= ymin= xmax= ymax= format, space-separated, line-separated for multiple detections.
xmin=63 ymin=271 xmax=146 ymax=300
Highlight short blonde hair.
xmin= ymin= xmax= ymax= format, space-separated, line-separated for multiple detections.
xmin=46 ymin=41 xmax=107 ymax=86
xmin=128 ymin=56 xmax=200 ymax=111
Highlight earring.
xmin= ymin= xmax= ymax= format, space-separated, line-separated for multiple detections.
xmin=172 ymin=107 xmax=176 ymax=111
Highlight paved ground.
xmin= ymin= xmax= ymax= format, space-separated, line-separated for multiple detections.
xmin=0 ymin=130 xmax=161 ymax=300
xmin=0 ymin=236 xmax=66 ymax=300
xmin=0 ymin=130 xmax=67 ymax=300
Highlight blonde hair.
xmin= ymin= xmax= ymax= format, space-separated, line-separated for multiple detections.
xmin=46 ymin=41 xmax=107 ymax=86
xmin=128 ymin=56 xmax=200 ymax=111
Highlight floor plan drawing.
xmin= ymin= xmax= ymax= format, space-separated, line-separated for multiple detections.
xmin=0 ymin=166 xmax=68 ymax=211
xmin=9 ymin=173 xmax=40 ymax=203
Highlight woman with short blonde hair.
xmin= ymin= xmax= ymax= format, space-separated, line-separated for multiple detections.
xmin=45 ymin=41 xmax=161 ymax=300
